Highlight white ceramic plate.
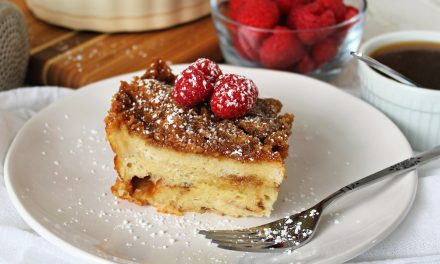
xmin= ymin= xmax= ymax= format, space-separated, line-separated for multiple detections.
xmin=5 ymin=65 xmax=417 ymax=264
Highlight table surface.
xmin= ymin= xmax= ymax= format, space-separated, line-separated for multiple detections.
xmin=13 ymin=0 xmax=440 ymax=91
xmin=12 ymin=0 xmax=222 ymax=88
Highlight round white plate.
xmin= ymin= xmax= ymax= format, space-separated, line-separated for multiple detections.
xmin=5 ymin=65 xmax=417 ymax=264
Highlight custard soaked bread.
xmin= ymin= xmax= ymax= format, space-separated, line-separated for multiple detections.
xmin=105 ymin=59 xmax=294 ymax=217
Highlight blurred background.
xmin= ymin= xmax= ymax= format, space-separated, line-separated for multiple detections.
xmin=0 ymin=0 xmax=439 ymax=93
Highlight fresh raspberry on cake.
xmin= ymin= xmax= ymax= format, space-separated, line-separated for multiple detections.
xmin=190 ymin=58 xmax=222 ymax=84
xmin=286 ymin=2 xmax=336 ymax=44
xmin=259 ymin=26 xmax=305 ymax=70
xmin=296 ymin=55 xmax=317 ymax=74
xmin=173 ymin=67 xmax=214 ymax=107
xmin=312 ymin=38 xmax=338 ymax=66
xmin=211 ymin=74 xmax=258 ymax=119
xmin=235 ymin=0 xmax=280 ymax=29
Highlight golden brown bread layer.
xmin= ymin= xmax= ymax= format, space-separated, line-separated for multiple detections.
xmin=106 ymin=123 xmax=286 ymax=217
xmin=107 ymin=125 xmax=286 ymax=184
xmin=111 ymin=176 xmax=280 ymax=217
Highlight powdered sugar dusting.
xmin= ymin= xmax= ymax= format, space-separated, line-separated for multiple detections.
xmin=210 ymin=74 xmax=259 ymax=119
xmin=191 ymin=58 xmax=223 ymax=83
xmin=173 ymin=67 xmax=214 ymax=106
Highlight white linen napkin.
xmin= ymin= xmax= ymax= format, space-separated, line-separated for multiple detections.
xmin=0 ymin=87 xmax=440 ymax=264
xmin=348 ymin=161 xmax=440 ymax=264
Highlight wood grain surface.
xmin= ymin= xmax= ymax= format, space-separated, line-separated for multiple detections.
xmin=11 ymin=0 xmax=222 ymax=88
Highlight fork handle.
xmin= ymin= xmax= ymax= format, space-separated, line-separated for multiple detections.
xmin=321 ymin=145 xmax=440 ymax=208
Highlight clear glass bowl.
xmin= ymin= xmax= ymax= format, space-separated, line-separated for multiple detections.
xmin=211 ymin=0 xmax=367 ymax=80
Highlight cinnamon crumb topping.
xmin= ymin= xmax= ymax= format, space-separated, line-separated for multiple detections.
xmin=141 ymin=59 xmax=175 ymax=85
xmin=105 ymin=61 xmax=294 ymax=162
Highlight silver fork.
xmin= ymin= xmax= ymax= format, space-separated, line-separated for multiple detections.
xmin=199 ymin=146 xmax=440 ymax=252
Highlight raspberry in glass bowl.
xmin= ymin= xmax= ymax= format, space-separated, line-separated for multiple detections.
xmin=211 ymin=0 xmax=367 ymax=79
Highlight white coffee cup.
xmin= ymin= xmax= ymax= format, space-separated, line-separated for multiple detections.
xmin=358 ymin=31 xmax=440 ymax=151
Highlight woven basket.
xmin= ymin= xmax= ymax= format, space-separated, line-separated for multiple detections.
xmin=0 ymin=1 xmax=29 ymax=90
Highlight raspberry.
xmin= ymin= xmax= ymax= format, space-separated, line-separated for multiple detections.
xmin=342 ymin=6 xmax=359 ymax=27
xmin=233 ymin=34 xmax=258 ymax=61
xmin=230 ymin=0 xmax=248 ymax=19
xmin=235 ymin=0 xmax=280 ymax=28
xmin=277 ymin=0 xmax=294 ymax=14
xmin=344 ymin=6 xmax=359 ymax=21
xmin=286 ymin=2 xmax=336 ymax=45
xmin=233 ymin=0 xmax=279 ymax=61
xmin=211 ymin=74 xmax=258 ymax=119
xmin=259 ymin=26 xmax=305 ymax=70
xmin=316 ymin=0 xmax=346 ymax=21
xmin=332 ymin=29 xmax=347 ymax=45
xmin=296 ymin=55 xmax=316 ymax=74
xmin=234 ymin=28 xmax=267 ymax=61
xmin=173 ymin=67 xmax=214 ymax=107
xmin=190 ymin=58 xmax=222 ymax=84
xmin=312 ymin=38 xmax=338 ymax=66
xmin=336 ymin=6 xmax=359 ymax=36
xmin=277 ymin=0 xmax=312 ymax=15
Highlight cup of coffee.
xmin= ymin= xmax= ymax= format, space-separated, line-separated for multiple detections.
xmin=357 ymin=31 xmax=440 ymax=151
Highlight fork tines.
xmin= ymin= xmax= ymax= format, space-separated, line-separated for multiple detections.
xmin=198 ymin=229 xmax=284 ymax=252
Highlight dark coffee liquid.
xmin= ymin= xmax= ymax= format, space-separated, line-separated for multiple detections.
xmin=371 ymin=41 xmax=440 ymax=90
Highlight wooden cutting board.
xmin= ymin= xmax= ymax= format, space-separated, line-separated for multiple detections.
xmin=12 ymin=0 xmax=222 ymax=88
